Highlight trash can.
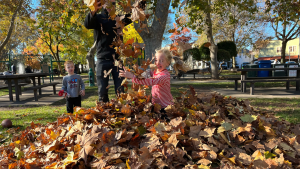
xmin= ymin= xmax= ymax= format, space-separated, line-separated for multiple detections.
xmin=244 ymin=64 xmax=258 ymax=77
xmin=272 ymin=64 xmax=286 ymax=77
xmin=258 ymin=60 xmax=271 ymax=77
xmin=286 ymin=63 xmax=298 ymax=77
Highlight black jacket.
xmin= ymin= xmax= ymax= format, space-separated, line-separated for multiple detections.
xmin=84 ymin=9 xmax=132 ymax=60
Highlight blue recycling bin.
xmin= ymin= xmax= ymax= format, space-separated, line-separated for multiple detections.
xmin=258 ymin=60 xmax=271 ymax=77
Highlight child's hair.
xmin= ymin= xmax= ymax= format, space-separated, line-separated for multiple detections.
xmin=155 ymin=47 xmax=172 ymax=65
xmin=64 ymin=60 xmax=74 ymax=67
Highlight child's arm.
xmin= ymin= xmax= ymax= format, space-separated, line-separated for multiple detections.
xmin=79 ymin=76 xmax=85 ymax=96
xmin=61 ymin=77 xmax=67 ymax=92
xmin=132 ymin=74 xmax=169 ymax=86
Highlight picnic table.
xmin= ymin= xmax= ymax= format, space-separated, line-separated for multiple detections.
xmin=236 ymin=67 xmax=300 ymax=95
xmin=0 ymin=73 xmax=59 ymax=101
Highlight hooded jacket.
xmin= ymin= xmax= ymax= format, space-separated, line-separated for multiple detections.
xmin=84 ymin=9 xmax=132 ymax=60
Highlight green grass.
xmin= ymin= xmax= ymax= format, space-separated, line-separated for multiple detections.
xmin=246 ymin=98 xmax=300 ymax=124
xmin=220 ymin=70 xmax=241 ymax=76
xmin=0 ymin=87 xmax=25 ymax=97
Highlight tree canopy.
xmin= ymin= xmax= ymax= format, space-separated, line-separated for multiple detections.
xmin=265 ymin=0 xmax=300 ymax=63
xmin=172 ymin=0 xmax=258 ymax=79
xmin=217 ymin=41 xmax=237 ymax=57
xmin=0 ymin=0 xmax=35 ymax=58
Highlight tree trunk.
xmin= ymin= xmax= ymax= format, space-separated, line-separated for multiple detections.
xmin=210 ymin=45 xmax=218 ymax=79
xmin=0 ymin=0 xmax=24 ymax=53
xmin=134 ymin=0 xmax=171 ymax=61
xmin=143 ymin=34 xmax=162 ymax=60
xmin=281 ymin=40 xmax=287 ymax=63
xmin=204 ymin=1 xmax=219 ymax=79
xmin=232 ymin=56 xmax=236 ymax=69
xmin=86 ymin=41 xmax=96 ymax=73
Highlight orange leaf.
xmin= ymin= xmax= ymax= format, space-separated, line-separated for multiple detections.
xmin=9 ymin=163 xmax=17 ymax=169
xmin=204 ymin=42 xmax=211 ymax=47
xmin=125 ymin=38 xmax=134 ymax=45
xmin=122 ymin=49 xmax=134 ymax=57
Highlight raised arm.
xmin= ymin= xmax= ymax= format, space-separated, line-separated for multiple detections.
xmin=132 ymin=74 xmax=169 ymax=86
xmin=84 ymin=12 xmax=98 ymax=29
xmin=84 ymin=1 xmax=102 ymax=29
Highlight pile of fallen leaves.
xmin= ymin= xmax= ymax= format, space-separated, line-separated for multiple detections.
xmin=1 ymin=87 xmax=300 ymax=169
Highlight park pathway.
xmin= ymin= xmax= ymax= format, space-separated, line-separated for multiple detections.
xmin=1 ymin=74 xmax=300 ymax=108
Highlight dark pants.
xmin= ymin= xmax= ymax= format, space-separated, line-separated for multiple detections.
xmin=66 ymin=96 xmax=81 ymax=113
xmin=96 ymin=59 xmax=124 ymax=102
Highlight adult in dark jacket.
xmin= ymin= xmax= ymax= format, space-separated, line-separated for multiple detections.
xmin=84 ymin=1 xmax=132 ymax=102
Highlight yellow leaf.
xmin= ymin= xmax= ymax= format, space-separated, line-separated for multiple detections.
xmin=126 ymin=159 xmax=131 ymax=169
xmin=254 ymin=151 xmax=264 ymax=161
xmin=50 ymin=131 xmax=59 ymax=140
xmin=93 ymin=152 xmax=103 ymax=159
xmin=189 ymin=109 xmax=195 ymax=116
xmin=284 ymin=160 xmax=292 ymax=167
xmin=217 ymin=126 xmax=226 ymax=133
xmin=74 ymin=144 xmax=81 ymax=153
xmin=15 ymin=140 xmax=21 ymax=144
xmin=198 ymin=164 xmax=210 ymax=169
xmin=62 ymin=151 xmax=77 ymax=167
xmin=30 ymin=143 xmax=36 ymax=151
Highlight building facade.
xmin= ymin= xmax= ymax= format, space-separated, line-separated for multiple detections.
xmin=235 ymin=49 xmax=255 ymax=68
xmin=257 ymin=38 xmax=300 ymax=62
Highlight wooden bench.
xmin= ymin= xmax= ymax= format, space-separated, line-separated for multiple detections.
xmin=175 ymin=69 xmax=209 ymax=79
xmin=224 ymin=77 xmax=240 ymax=90
xmin=24 ymin=82 xmax=60 ymax=101
xmin=0 ymin=83 xmax=30 ymax=95
xmin=225 ymin=76 xmax=300 ymax=91
xmin=241 ymin=78 xmax=300 ymax=95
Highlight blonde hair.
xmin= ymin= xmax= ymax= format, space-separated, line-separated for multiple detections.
xmin=155 ymin=47 xmax=172 ymax=65
xmin=64 ymin=60 xmax=74 ymax=67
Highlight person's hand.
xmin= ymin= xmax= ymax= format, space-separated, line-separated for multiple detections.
xmin=80 ymin=90 xmax=85 ymax=97
xmin=91 ymin=0 xmax=102 ymax=16
xmin=119 ymin=67 xmax=134 ymax=79
xmin=64 ymin=93 xmax=70 ymax=99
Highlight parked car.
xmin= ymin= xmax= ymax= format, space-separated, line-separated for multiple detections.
xmin=241 ymin=62 xmax=250 ymax=68
xmin=285 ymin=61 xmax=296 ymax=64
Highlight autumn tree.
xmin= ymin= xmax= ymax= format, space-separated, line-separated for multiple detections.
xmin=31 ymin=0 xmax=88 ymax=74
xmin=265 ymin=0 xmax=300 ymax=63
xmin=174 ymin=0 xmax=258 ymax=79
xmin=0 ymin=0 xmax=34 ymax=59
xmin=213 ymin=3 xmax=270 ymax=68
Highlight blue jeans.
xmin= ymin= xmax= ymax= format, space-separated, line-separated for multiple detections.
xmin=96 ymin=59 xmax=124 ymax=102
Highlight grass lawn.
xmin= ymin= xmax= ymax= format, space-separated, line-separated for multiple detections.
xmin=0 ymin=82 xmax=299 ymax=142
xmin=0 ymin=87 xmax=25 ymax=97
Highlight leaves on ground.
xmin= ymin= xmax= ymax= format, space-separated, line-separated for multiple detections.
xmin=0 ymin=87 xmax=300 ymax=168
